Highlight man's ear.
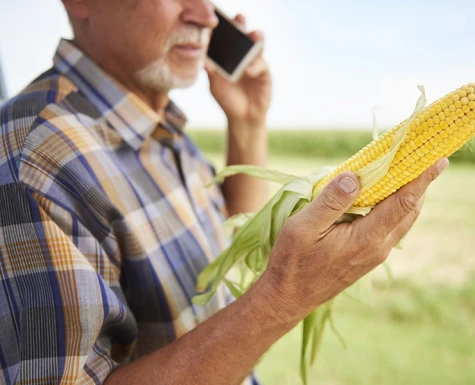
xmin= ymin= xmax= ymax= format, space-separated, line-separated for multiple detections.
xmin=62 ymin=0 xmax=90 ymax=20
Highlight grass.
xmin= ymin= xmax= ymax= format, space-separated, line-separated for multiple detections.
xmin=199 ymin=147 xmax=475 ymax=385
xmin=256 ymin=279 xmax=475 ymax=385
xmin=188 ymin=129 xmax=475 ymax=164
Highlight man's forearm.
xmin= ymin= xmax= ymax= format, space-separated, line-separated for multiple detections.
xmin=105 ymin=277 xmax=297 ymax=385
xmin=223 ymin=121 xmax=269 ymax=216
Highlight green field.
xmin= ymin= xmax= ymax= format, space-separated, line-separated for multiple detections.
xmin=191 ymin=130 xmax=475 ymax=385
xmin=189 ymin=129 xmax=475 ymax=164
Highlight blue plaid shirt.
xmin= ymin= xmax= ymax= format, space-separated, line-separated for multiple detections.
xmin=0 ymin=39 xmax=259 ymax=385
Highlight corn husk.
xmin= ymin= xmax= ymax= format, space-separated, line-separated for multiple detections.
xmin=193 ymin=86 xmax=428 ymax=384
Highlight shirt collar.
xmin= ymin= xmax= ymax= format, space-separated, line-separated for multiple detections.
xmin=53 ymin=39 xmax=187 ymax=150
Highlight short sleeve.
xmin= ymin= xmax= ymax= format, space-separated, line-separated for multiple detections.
xmin=0 ymin=183 xmax=137 ymax=385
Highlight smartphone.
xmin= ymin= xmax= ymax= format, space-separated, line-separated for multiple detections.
xmin=207 ymin=7 xmax=264 ymax=83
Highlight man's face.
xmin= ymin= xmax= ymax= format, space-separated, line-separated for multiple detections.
xmin=85 ymin=0 xmax=218 ymax=91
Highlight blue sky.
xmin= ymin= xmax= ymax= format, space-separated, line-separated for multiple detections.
xmin=1 ymin=0 xmax=475 ymax=129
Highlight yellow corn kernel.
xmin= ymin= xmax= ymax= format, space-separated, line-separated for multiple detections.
xmin=312 ymin=84 xmax=475 ymax=207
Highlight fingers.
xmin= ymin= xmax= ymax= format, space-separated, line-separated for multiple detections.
xmin=244 ymin=31 xmax=266 ymax=79
xmin=234 ymin=14 xmax=265 ymax=44
xmin=235 ymin=14 xmax=246 ymax=28
xmin=204 ymin=58 xmax=217 ymax=75
xmin=248 ymin=30 xmax=264 ymax=43
xmin=302 ymin=172 xmax=360 ymax=231
xmin=385 ymin=192 xmax=426 ymax=250
xmin=232 ymin=14 xmax=267 ymax=79
xmin=245 ymin=57 xmax=268 ymax=78
xmin=205 ymin=58 xmax=225 ymax=82
xmin=360 ymin=158 xmax=449 ymax=242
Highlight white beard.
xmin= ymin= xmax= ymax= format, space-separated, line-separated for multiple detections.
xmin=135 ymin=26 xmax=209 ymax=92
xmin=135 ymin=55 xmax=204 ymax=92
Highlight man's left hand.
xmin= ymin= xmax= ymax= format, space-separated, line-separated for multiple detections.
xmin=206 ymin=14 xmax=272 ymax=128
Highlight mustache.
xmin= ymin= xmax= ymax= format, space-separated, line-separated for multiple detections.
xmin=165 ymin=26 xmax=210 ymax=49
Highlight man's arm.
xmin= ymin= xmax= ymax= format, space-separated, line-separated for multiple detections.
xmin=206 ymin=16 xmax=272 ymax=216
xmin=0 ymin=184 xmax=134 ymax=385
xmin=106 ymin=160 xmax=448 ymax=385
xmin=222 ymin=122 xmax=269 ymax=216
xmin=106 ymin=275 xmax=293 ymax=385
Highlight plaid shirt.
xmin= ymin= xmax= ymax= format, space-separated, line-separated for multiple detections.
xmin=0 ymin=39 xmax=259 ymax=385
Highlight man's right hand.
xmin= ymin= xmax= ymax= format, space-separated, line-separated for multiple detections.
xmin=258 ymin=158 xmax=449 ymax=323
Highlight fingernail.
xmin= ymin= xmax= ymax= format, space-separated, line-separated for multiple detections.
xmin=339 ymin=176 xmax=357 ymax=193
xmin=437 ymin=158 xmax=449 ymax=174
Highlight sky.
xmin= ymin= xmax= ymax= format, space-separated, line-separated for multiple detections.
xmin=1 ymin=0 xmax=475 ymax=130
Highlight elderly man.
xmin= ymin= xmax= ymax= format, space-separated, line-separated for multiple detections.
xmin=0 ymin=0 xmax=448 ymax=384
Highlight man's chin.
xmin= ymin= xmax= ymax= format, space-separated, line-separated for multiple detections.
xmin=170 ymin=64 xmax=204 ymax=88
xmin=135 ymin=60 xmax=201 ymax=92
xmin=138 ymin=74 xmax=198 ymax=92
xmin=170 ymin=73 xmax=199 ymax=89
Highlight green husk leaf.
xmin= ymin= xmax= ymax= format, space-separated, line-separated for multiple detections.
xmin=223 ymin=278 xmax=245 ymax=298
xmin=192 ymin=290 xmax=218 ymax=306
xmin=381 ymin=260 xmax=394 ymax=291
xmin=239 ymin=260 xmax=252 ymax=288
xmin=269 ymin=180 xmax=314 ymax=246
xmin=194 ymin=170 xmax=328 ymax=305
xmin=301 ymin=310 xmax=318 ymax=385
xmin=245 ymin=247 xmax=264 ymax=272
xmin=194 ymin=202 xmax=269 ymax=296
xmin=328 ymin=310 xmax=347 ymax=351
xmin=300 ymin=302 xmax=334 ymax=385
xmin=310 ymin=303 xmax=332 ymax=365
xmin=208 ymin=165 xmax=301 ymax=186
xmin=355 ymin=85 xmax=427 ymax=194
xmin=223 ymin=212 xmax=254 ymax=238
xmin=194 ymin=202 xmax=273 ymax=303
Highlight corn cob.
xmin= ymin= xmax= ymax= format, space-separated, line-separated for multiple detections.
xmin=312 ymin=83 xmax=475 ymax=207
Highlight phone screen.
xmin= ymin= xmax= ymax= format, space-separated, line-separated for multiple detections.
xmin=207 ymin=11 xmax=255 ymax=75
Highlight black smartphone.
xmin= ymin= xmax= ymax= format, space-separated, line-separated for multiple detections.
xmin=207 ymin=7 xmax=263 ymax=83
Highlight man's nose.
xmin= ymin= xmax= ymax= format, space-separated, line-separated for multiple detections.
xmin=181 ymin=0 xmax=219 ymax=29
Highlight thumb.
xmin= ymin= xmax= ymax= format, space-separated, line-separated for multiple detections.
xmin=306 ymin=172 xmax=360 ymax=229
xmin=205 ymin=59 xmax=218 ymax=78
